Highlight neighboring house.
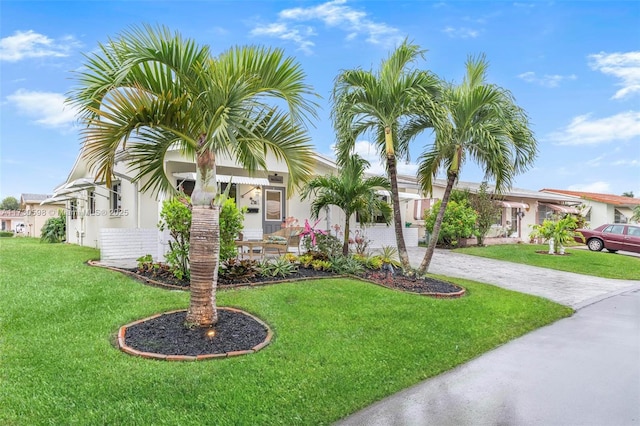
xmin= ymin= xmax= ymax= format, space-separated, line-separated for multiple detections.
xmin=540 ymin=189 xmax=640 ymax=227
xmin=0 ymin=210 xmax=24 ymax=233
xmin=411 ymin=179 xmax=582 ymax=243
xmin=20 ymin=194 xmax=65 ymax=238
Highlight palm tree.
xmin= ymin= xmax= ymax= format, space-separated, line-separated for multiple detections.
xmin=413 ymin=55 xmax=537 ymax=274
xmin=332 ymin=40 xmax=442 ymax=271
xmin=301 ymin=154 xmax=392 ymax=255
xmin=69 ymin=25 xmax=317 ymax=327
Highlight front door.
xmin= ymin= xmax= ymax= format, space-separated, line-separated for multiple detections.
xmin=262 ymin=186 xmax=286 ymax=235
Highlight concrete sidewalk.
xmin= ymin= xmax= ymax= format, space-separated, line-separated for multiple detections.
xmin=337 ymin=287 xmax=640 ymax=426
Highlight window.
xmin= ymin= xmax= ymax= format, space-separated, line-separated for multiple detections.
xmin=220 ymin=183 xmax=237 ymax=201
xmin=177 ymin=180 xmax=195 ymax=196
xmin=88 ymin=190 xmax=96 ymax=215
xmin=265 ymin=189 xmax=282 ymax=221
xmin=603 ymin=225 xmax=625 ymax=235
xmin=111 ymin=182 xmax=122 ymax=213
xmin=614 ymin=209 xmax=628 ymax=224
xmin=537 ymin=204 xmax=554 ymax=224
xmin=628 ymin=226 xmax=640 ymax=237
xmin=356 ymin=195 xmax=390 ymax=224
xmin=70 ymin=200 xmax=78 ymax=220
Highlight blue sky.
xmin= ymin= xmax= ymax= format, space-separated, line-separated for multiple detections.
xmin=1 ymin=0 xmax=639 ymax=201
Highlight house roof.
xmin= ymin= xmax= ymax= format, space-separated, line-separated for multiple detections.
xmin=20 ymin=193 xmax=52 ymax=203
xmin=540 ymin=189 xmax=640 ymax=206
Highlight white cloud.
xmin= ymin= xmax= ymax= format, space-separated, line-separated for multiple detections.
xmin=250 ymin=0 xmax=403 ymax=53
xmin=547 ymin=111 xmax=640 ymax=145
xmin=251 ymin=23 xmax=316 ymax=54
xmin=5 ymin=89 xmax=77 ymax=128
xmin=0 ymin=30 xmax=81 ymax=62
xmin=518 ymin=71 xmax=577 ymax=88
xmin=611 ymin=159 xmax=640 ymax=167
xmin=442 ymin=26 xmax=479 ymax=39
xmin=588 ymin=51 xmax=640 ymax=99
xmin=328 ymin=140 xmax=419 ymax=176
xmin=567 ymin=181 xmax=611 ymax=193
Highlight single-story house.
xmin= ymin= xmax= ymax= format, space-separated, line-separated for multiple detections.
xmin=540 ymin=189 xmax=640 ymax=227
xmin=410 ymin=179 xmax=583 ymax=244
xmin=20 ymin=194 xmax=65 ymax=238
xmin=44 ymin=145 xmax=426 ymax=261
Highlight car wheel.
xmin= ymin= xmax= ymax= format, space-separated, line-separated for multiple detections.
xmin=606 ymin=249 xmax=618 ymax=253
xmin=587 ymin=238 xmax=604 ymax=252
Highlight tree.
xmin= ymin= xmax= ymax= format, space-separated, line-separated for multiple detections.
xmin=301 ymin=154 xmax=392 ymax=255
xmin=69 ymin=25 xmax=317 ymax=327
xmin=622 ymin=191 xmax=634 ymax=198
xmin=332 ymin=40 xmax=442 ymax=271
xmin=469 ymin=182 xmax=501 ymax=245
xmin=632 ymin=205 xmax=640 ymax=223
xmin=413 ymin=55 xmax=537 ymax=274
xmin=1 ymin=196 xmax=19 ymax=210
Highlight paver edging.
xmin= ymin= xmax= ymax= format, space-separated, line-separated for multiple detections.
xmin=117 ymin=307 xmax=273 ymax=361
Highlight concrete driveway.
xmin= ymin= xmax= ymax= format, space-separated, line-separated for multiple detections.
xmin=406 ymin=247 xmax=640 ymax=309
xmin=337 ymin=248 xmax=640 ymax=426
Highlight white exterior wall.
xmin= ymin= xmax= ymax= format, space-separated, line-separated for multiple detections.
xmin=99 ymin=228 xmax=158 ymax=260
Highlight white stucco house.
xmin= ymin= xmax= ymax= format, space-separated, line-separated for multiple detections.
xmin=44 ymin=146 xmax=427 ymax=261
xmin=540 ymin=189 xmax=640 ymax=227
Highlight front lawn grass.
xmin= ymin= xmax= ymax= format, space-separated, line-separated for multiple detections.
xmin=455 ymin=244 xmax=640 ymax=280
xmin=1 ymin=238 xmax=572 ymax=425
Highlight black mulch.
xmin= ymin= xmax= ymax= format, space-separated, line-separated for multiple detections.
xmin=124 ymin=310 xmax=267 ymax=356
xmin=360 ymin=270 xmax=464 ymax=294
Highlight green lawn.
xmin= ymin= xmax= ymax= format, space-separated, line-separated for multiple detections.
xmin=1 ymin=238 xmax=572 ymax=425
xmin=455 ymin=244 xmax=640 ymax=280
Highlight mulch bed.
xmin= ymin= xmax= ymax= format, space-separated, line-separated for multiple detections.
xmin=121 ymin=309 xmax=269 ymax=358
xmin=104 ymin=262 xmax=464 ymax=360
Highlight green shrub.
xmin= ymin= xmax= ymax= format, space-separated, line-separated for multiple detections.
xmin=329 ymin=255 xmax=364 ymax=275
xmin=219 ymin=258 xmax=258 ymax=281
xmin=424 ymin=200 xmax=477 ymax=247
xmin=158 ymin=196 xmax=191 ymax=280
xmin=311 ymin=259 xmax=332 ymax=271
xmin=259 ymin=256 xmax=298 ymax=278
xmin=219 ymin=198 xmax=245 ymax=261
xmin=303 ymin=232 xmax=342 ymax=257
xmin=0 ymin=231 xmax=13 ymax=238
xmin=40 ymin=210 xmax=66 ymax=243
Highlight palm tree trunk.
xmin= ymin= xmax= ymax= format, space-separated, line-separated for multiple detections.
xmin=387 ymin=155 xmax=411 ymax=271
xmin=418 ymin=173 xmax=456 ymax=274
xmin=185 ymin=204 xmax=219 ymax=327
xmin=342 ymin=218 xmax=350 ymax=256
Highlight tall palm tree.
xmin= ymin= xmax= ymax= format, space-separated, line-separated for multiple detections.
xmin=301 ymin=154 xmax=392 ymax=255
xmin=413 ymin=55 xmax=537 ymax=274
xmin=332 ymin=40 xmax=442 ymax=271
xmin=69 ymin=25 xmax=317 ymax=327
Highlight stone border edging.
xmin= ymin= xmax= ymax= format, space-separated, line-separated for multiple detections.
xmin=87 ymin=260 xmax=189 ymax=291
xmin=117 ymin=307 xmax=273 ymax=361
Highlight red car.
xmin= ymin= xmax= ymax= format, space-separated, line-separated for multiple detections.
xmin=575 ymin=223 xmax=640 ymax=254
